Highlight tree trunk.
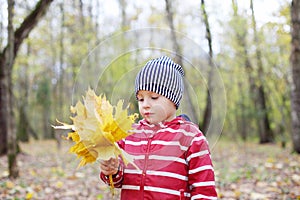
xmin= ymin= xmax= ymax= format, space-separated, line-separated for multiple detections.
xmin=200 ymin=0 xmax=213 ymax=135
xmin=0 ymin=59 xmax=8 ymax=155
xmin=119 ymin=0 xmax=128 ymax=30
xmin=0 ymin=0 xmax=54 ymax=156
xmin=250 ymin=0 xmax=274 ymax=143
xmin=290 ymin=0 xmax=300 ymax=153
xmin=6 ymin=0 xmax=19 ymax=178
xmin=58 ymin=1 xmax=65 ymax=128
xmin=17 ymin=105 xmax=38 ymax=141
xmin=0 ymin=10 xmax=3 ymax=47
xmin=51 ymin=1 xmax=65 ymax=143
xmin=237 ymin=82 xmax=247 ymax=140
xmin=17 ymin=41 xmax=31 ymax=142
xmin=165 ymin=0 xmax=181 ymax=56
xmin=164 ymin=0 xmax=199 ymax=124
xmin=256 ymin=85 xmax=273 ymax=143
xmin=37 ymin=78 xmax=52 ymax=139
xmin=78 ymin=0 xmax=85 ymax=27
xmin=231 ymin=0 xmax=251 ymax=140
xmin=17 ymin=105 xmax=29 ymax=142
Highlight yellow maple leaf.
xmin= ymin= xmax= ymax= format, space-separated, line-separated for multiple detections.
xmin=53 ymin=87 xmax=138 ymax=167
xmin=53 ymin=88 xmax=138 ymax=195
xmin=25 ymin=192 xmax=34 ymax=200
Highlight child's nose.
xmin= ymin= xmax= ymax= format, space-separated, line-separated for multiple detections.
xmin=142 ymin=98 xmax=151 ymax=108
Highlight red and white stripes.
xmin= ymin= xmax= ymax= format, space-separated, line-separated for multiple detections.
xmin=100 ymin=117 xmax=217 ymax=199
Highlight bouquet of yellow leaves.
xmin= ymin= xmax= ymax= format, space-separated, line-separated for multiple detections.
xmin=53 ymin=88 xmax=138 ymax=194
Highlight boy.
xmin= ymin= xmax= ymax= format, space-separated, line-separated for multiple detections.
xmin=100 ymin=56 xmax=217 ymax=200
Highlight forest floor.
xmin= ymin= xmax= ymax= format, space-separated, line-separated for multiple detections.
xmin=0 ymin=138 xmax=299 ymax=200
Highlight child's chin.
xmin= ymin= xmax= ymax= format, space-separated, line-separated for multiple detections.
xmin=145 ymin=118 xmax=159 ymax=124
xmin=149 ymin=120 xmax=163 ymax=125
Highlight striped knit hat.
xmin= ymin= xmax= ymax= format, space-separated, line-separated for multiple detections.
xmin=135 ymin=56 xmax=184 ymax=109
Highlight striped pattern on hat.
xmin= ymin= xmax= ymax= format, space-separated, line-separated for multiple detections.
xmin=135 ymin=56 xmax=184 ymax=109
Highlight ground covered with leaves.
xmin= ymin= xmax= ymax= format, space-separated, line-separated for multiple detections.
xmin=0 ymin=139 xmax=299 ymax=200
xmin=213 ymin=139 xmax=300 ymax=200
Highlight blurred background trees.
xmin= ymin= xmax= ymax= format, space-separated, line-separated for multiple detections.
xmin=0 ymin=0 xmax=299 ymax=178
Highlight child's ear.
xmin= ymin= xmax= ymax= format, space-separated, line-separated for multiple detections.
xmin=173 ymin=103 xmax=177 ymax=110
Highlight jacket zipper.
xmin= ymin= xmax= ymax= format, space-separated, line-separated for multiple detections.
xmin=141 ymin=136 xmax=152 ymax=198
xmin=180 ymin=189 xmax=184 ymax=200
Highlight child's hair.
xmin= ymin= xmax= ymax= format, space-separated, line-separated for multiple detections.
xmin=135 ymin=56 xmax=184 ymax=109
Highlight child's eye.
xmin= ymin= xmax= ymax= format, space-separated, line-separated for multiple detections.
xmin=151 ymin=96 xmax=159 ymax=100
xmin=137 ymin=98 xmax=144 ymax=102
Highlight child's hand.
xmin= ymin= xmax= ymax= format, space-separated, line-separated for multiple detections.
xmin=100 ymin=157 xmax=120 ymax=176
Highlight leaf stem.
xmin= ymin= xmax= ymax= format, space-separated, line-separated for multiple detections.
xmin=109 ymin=174 xmax=114 ymax=196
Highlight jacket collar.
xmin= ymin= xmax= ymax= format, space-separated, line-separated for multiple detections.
xmin=138 ymin=116 xmax=185 ymax=129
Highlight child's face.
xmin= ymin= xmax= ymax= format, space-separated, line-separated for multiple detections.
xmin=137 ymin=90 xmax=176 ymax=124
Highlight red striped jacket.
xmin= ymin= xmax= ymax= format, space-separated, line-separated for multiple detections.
xmin=100 ymin=117 xmax=217 ymax=200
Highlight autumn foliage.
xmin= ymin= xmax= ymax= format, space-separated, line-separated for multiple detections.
xmin=53 ymin=88 xmax=138 ymax=167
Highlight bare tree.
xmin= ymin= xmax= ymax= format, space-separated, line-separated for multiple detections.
xmin=164 ymin=0 xmax=199 ymax=123
xmin=0 ymin=2 xmax=3 ymax=49
xmin=119 ymin=0 xmax=128 ymax=30
xmin=6 ymin=0 xmax=18 ymax=178
xmin=231 ymin=0 xmax=251 ymax=140
xmin=0 ymin=0 xmax=54 ymax=177
xmin=290 ymin=0 xmax=300 ymax=153
xmin=200 ymin=0 xmax=213 ymax=134
xmin=78 ymin=0 xmax=85 ymax=27
xmin=17 ymin=41 xmax=38 ymax=142
xmin=250 ymin=0 xmax=274 ymax=143
xmin=56 ymin=1 xmax=65 ymax=140
xmin=165 ymin=0 xmax=181 ymax=57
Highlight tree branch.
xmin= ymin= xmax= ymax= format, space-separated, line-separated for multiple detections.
xmin=14 ymin=0 xmax=54 ymax=57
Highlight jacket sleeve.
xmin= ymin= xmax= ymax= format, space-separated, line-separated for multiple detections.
xmin=186 ymin=132 xmax=218 ymax=200
xmin=99 ymin=139 xmax=125 ymax=188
